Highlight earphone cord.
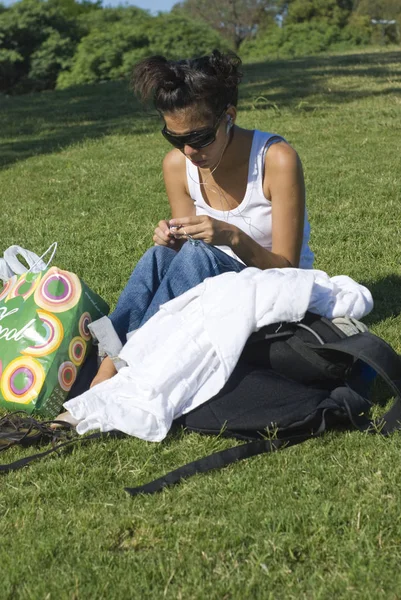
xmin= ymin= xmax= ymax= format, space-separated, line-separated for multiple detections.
xmin=186 ymin=126 xmax=268 ymax=239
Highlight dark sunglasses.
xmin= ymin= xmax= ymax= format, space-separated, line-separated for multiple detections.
xmin=161 ymin=107 xmax=227 ymax=150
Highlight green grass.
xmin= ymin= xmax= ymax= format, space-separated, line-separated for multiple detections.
xmin=1 ymin=46 xmax=401 ymax=599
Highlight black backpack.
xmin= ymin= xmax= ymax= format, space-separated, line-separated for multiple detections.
xmin=125 ymin=313 xmax=401 ymax=496
xmin=2 ymin=313 xmax=401 ymax=495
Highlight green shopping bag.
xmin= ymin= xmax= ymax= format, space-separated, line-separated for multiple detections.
xmin=0 ymin=262 xmax=109 ymax=417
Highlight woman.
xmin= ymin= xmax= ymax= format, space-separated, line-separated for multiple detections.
xmin=90 ymin=49 xmax=313 ymax=388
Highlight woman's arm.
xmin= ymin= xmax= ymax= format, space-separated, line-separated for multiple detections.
xmin=163 ymin=149 xmax=196 ymax=219
xmin=153 ymin=149 xmax=195 ymax=248
xmin=230 ymin=142 xmax=306 ymax=268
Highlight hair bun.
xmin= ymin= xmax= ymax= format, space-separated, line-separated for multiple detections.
xmin=162 ymin=64 xmax=186 ymax=91
xmin=132 ymin=50 xmax=241 ymax=115
xmin=209 ymin=50 xmax=242 ymax=80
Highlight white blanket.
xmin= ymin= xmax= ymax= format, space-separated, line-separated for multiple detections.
xmin=64 ymin=268 xmax=373 ymax=441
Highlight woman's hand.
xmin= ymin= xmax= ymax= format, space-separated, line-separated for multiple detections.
xmin=168 ymin=216 xmax=237 ymax=246
xmin=153 ymin=220 xmax=177 ymax=247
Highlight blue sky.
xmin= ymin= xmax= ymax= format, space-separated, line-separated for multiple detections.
xmin=2 ymin=0 xmax=177 ymax=10
xmin=103 ymin=0 xmax=176 ymax=12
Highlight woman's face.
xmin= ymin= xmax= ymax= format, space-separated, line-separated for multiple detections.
xmin=162 ymin=106 xmax=233 ymax=169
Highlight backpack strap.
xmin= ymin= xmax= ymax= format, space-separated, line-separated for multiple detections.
xmin=0 ymin=433 xmax=97 ymax=474
xmin=0 ymin=414 xmax=126 ymax=474
xmin=313 ymin=332 xmax=401 ymax=400
xmin=125 ymin=407 xmax=340 ymax=497
xmin=125 ymin=431 xmax=317 ymax=497
xmin=312 ymin=332 xmax=401 ymax=434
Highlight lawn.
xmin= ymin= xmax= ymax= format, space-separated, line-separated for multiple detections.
xmin=1 ymin=46 xmax=401 ymax=599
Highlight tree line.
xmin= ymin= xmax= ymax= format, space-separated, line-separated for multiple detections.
xmin=0 ymin=0 xmax=399 ymax=94
xmin=174 ymin=0 xmax=400 ymax=50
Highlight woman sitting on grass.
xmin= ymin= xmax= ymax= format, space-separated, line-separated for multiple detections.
xmin=59 ymin=48 xmax=314 ymax=422
xmin=92 ymin=48 xmax=314 ymax=387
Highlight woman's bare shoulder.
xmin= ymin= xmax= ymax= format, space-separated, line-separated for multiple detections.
xmin=162 ymin=148 xmax=191 ymax=198
xmin=263 ymin=140 xmax=304 ymax=200
xmin=265 ymin=139 xmax=301 ymax=170
xmin=163 ymin=148 xmax=186 ymax=174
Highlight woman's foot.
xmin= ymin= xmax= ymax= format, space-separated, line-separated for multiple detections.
xmin=90 ymin=356 xmax=117 ymax=388
xmin=51 ymin=358 xmax=117 ymax=429
xmin=51 ymin=411 xmax=81 ymax=429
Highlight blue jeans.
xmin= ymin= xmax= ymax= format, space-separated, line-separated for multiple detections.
xmin=110 ymin=241 xmax=247 ymax=342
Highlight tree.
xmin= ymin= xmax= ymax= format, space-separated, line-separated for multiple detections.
xmin=353 ymin=0 xmax=401 ymax=21
xmin=78 ymin=4 xmax=150 ymax=34
xmin=353 ymin=0 xmax=401 ymax=42
xmin=240 ymin=0 xmax=380 ymax=60
xmin=148 ymin=13 xmax=230 ymax=58
xmin=241 ymin=20 xmax=343 ymax=59
xmin=172 ymin=0 xmax=280 ymax=50
xmin=56 ymin=21 xmax=152 ymax=87
xmin=284 ymin=0 xmax=354 ymax=28
xmin=0 ymin=0 xmax=150 ymax=92
xmin=0 ymin=47 xmax=24 ymax=89
xmin=57 ymin=13 xmax=228 ymax=89
xmin=0 ymin=0 xmax=94 ymax=92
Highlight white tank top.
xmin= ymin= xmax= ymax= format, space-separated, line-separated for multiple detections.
xmin=185 ymin=130 xmax=314 ymax=268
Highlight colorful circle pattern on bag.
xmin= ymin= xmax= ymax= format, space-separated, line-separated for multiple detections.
xmin=79 ymin=312 xmax=92 ymax=341
xmin=34 ymin=267 xmax=82 ymax=313
xmin=58 ymin=361 xmax=77 ymax=392
xmin=69 ymin=336 xmax=86 ymax=366
xmin=0 ymin=276 xmax=17 ymax=302
xmin=7 ymin=272 xmax=42 ymax=302
xmin=1 ymin=356 xmax=45 ymax=404
xmin=22 ymin=310 xmax=64 ymax=358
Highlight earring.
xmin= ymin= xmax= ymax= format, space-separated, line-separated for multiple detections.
xmin=226 ymin=116 xmax=233 ymax=134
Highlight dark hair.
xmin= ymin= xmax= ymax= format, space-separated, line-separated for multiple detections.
xmin=131 ymin=50 xmax=242 ymax=118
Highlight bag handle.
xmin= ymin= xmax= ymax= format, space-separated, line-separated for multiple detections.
xmin=27 ymin=242 xmax=58 ymax=274
xmin=3 ymin=242 xmax=57 ymax=275
xmin=0 ymin=258 xmax=13 ymax=284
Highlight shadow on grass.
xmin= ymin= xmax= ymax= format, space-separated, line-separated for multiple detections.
xmin=361 ymin=274 xmax=401 ymax=326
xmin=1 ymin=49 xmax=400 ymax=170
xmin=241 ymin=49 xmax=401 ymax=110
xmin=0 ymin=80 xmax=158 ymax=170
